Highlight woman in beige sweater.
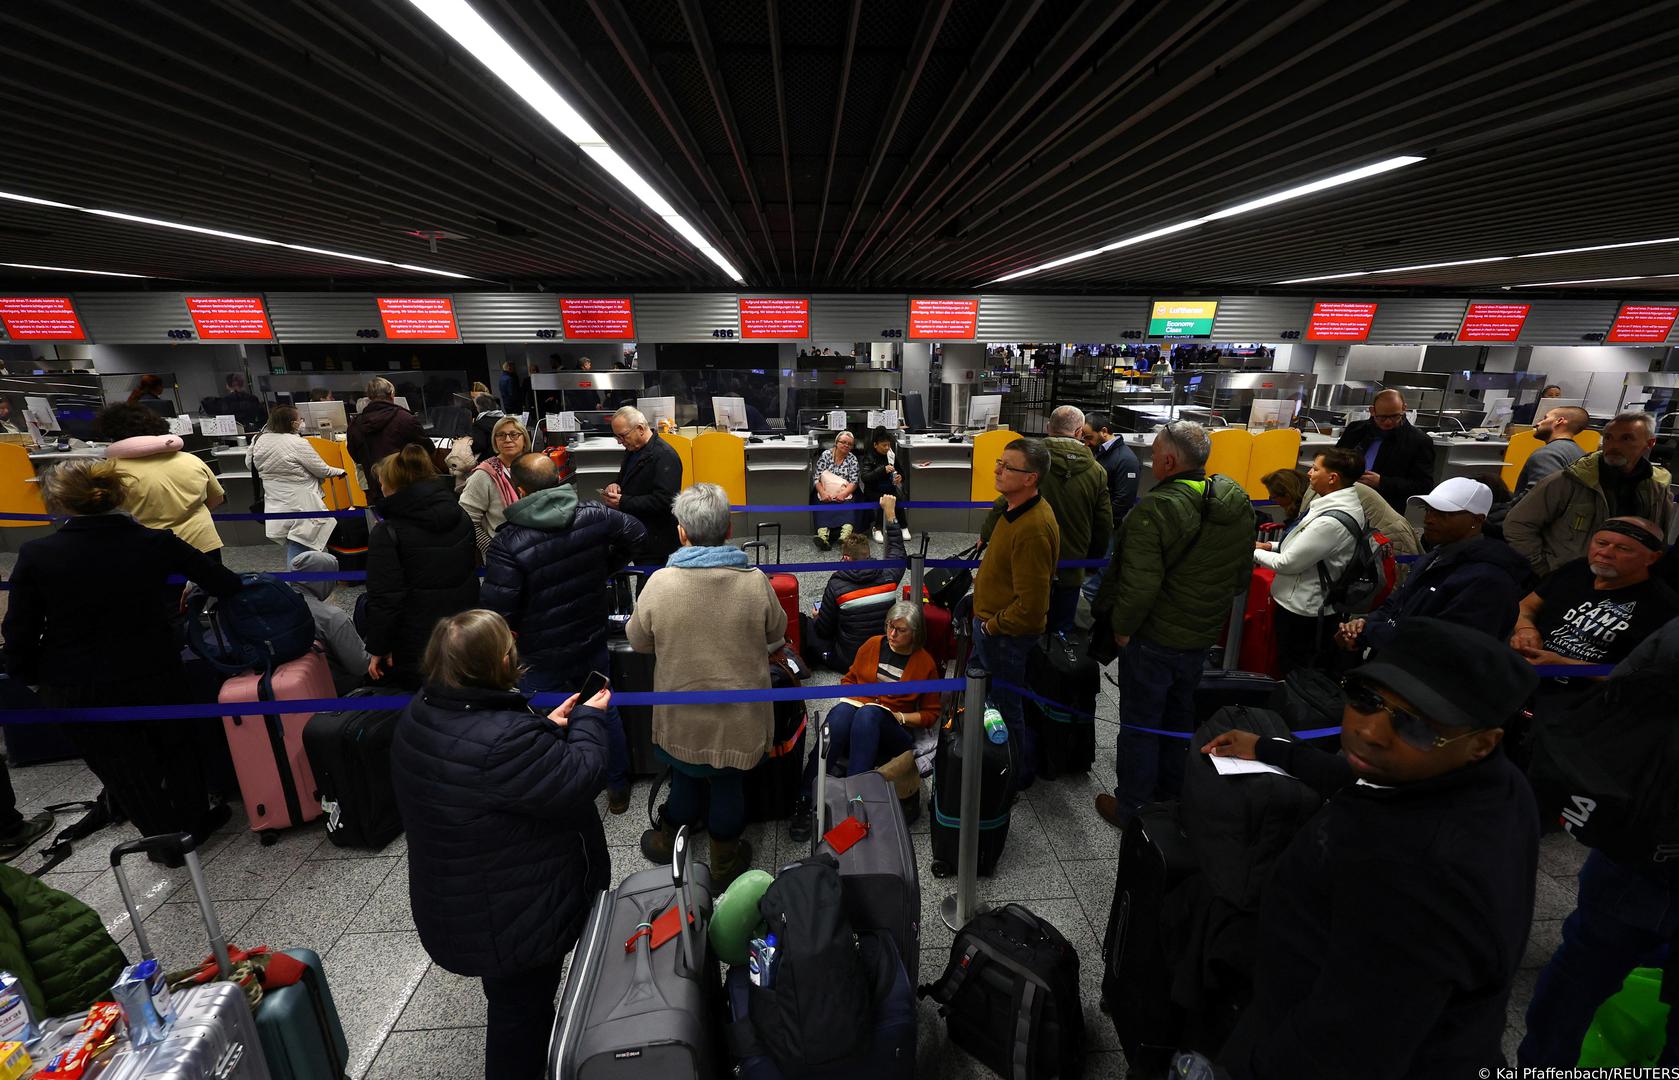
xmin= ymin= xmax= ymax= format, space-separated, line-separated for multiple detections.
xmin=627 ymin=482 xmax=786 ymax=886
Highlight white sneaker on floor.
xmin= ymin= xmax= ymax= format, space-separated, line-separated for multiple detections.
xmin=901 ymin=528 xmax=912 ymax=541
xmin=872 ymin=528 xmax=885 ymax=543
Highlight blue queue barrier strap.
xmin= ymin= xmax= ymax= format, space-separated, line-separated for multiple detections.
xmin=0 ymin=678 xmax=965 ymax=725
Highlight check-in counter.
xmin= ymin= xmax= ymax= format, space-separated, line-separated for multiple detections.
xmin=568 ymin=436 xmax=623 ymax=504
xmin=900 ymin=434 xmax=984 ymax=534
xmin=744 ymin=436 xmax=815 ymax=538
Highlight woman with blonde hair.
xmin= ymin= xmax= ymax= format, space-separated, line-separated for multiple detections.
xmin=364 ymin=444 xmax=478 ymax=686
xmin=2 ymin=460 xmax=241 ymax=858
xmin=460 ymin=415 xmax=529 ymax=557
xmin=392 ymin=609 xmax=610 ymax=1079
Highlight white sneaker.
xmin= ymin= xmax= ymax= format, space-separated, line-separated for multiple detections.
xmin=872 ymin=528 xmax=885 ymax=544
xmin=901 ymin=528 xmax=912 ymax=541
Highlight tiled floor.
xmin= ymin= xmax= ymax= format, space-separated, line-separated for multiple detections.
xmin=0 ymin=534 xmax=1584 ymax=1077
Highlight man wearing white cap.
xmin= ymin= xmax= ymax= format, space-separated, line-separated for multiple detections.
xmin=1336 ymin=477 xmax=1533 ymax=654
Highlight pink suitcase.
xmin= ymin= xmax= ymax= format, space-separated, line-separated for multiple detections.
xmin=220 ymin=648 xmax=331 ymax=842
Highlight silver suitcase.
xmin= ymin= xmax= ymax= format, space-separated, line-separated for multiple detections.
xmin=102 ymin=833 xmax=273 ymax=1080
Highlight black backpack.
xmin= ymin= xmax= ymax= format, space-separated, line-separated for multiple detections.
xmin=1313 ymin=509 xmax=1397 ymax=616
xmin=925 ymin=544 xmax=977 ymax=610
xmin=745 ymin=855 xmax=876 ymax=1071
xmin=185 ymin=574 xmax=316 ymax=699
xmin=921 ymin=903 xmax=1086 ymax=1079
xmin=1528 ymin=667 xmax=1679 ymax=864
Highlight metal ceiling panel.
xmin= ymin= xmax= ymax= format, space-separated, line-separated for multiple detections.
xmin=810 ymin=295 xmax=908 ymax=342
xmin=1367 ymin=299 xmax=1469 ymax=345
xmin=455 ymin=293 xmax=563 ymax=342
xmin=265 ymin=293 xmax=383 ymax=343
xmin=977 ymin=295 xmax=1151 ymax=341
xmin=72 ymin=293 xmax=188 ymax=344
xmin=633 ymin=293 xmax=739 ymax=342
xmin=1209 ymin=296 xmax=1313 ymax=343
xmin=1518 ymin=299 xmax=1621 ymax=345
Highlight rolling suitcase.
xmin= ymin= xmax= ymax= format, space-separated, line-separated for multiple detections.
xmin=302 ymin=687 xmax=403 ymax=850
xmin=1195 ymin=588 xmax=1278 ymax=724
xmin=744 ymin=523 xmax=801 ymax=656
xmin=605 ymin=572 xmax=659 ymax=775
xmin=812 ymin=719 xmax=922 ymax=983
xmin=1024 ymin=630 xmax=1099 ymax=779
xmin=220 ymin=649 xmax=331 ymax=841
xmin=1100 ymin=803 xmax=1198 ymax=1076
xmin=548 ymin=827 xmax=718 ymax=1079
xmin=745 ymin=654 xmax=808 ymax=823
xmin=930 ymin=707 xmax=1018 ymax=880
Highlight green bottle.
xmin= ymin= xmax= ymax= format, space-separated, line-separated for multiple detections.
xmin=708 ymin=869 xmax=773 ymax=966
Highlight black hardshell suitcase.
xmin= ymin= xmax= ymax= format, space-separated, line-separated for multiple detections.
xmin=812 ymin=718 xmax=922 ymax=984
xmin=745 ymin=655 xmax=808 ymax=823
xmin=606 ymin=571 xmax=659 ymax=776
xmin=930 ymin=708 xmax=1018 ymax=880
xmin=1101 ymin=802 xmax=1198 ymax=1076
xmin=1024 ymin=630 xmax=1099 ymax=779
xmin=548 ymin=827 xmax=718 ymax=1079
xmin=302 ymin=687 xmax=403 ymax=850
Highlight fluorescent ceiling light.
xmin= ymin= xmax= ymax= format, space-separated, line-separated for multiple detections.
xmin=987 ymin=155 xmax=1424 ymax=284
xmin=1275 ymin=256 xmax=1513 ymax=284
xmin=0 ymin=189 xmax=477 ymax=279
xmin=1277 ymin=235 xmax=1679 ymax=284
xmin=407 ymin=0 xmax=744 ymax=283
xmin=1510 ymin=274 xmax=1679 ymax=287
xmin=0 ymin=262 xmax=152 ymax=278
xmin=1517 ymin=237 xmax=1679 ymax=258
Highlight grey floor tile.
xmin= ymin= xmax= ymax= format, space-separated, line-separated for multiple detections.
xmin=1538 ymin=833 xmax=1589 ymax=881
xmin=345 ymin=856 xmax=413 ymax=934
xmin=36 ymin=868 xmax=101 ymax=898
xmin=236 ymin=856 xmax=398 ymax=956
xmin=323 ymin=930 xmax=432 ymax=1079
xmin=117 ymin=897 xmax=265 ymax=970
xmin=396 ymin=963 xmax=488 ymax=1031
xmin=177 ymin=822 xmax=325 ymax=902
xmin=1533 ymin=870 xmax=1580 ymax=920
xmin=1032 ymin=784 xmax=1122 ymax=864
xmin=1061 ymin=859 xmax=1117 ymax=943
xmin=310 ymin=830 xmax=407 ymax=861
xmin=1506 ymin=967 xmax=1541 ymax=1033
xmin=1522 ymin=918 xmax=1565 ymax=971
xmin=1085 ymin=1050 xmax=1130 ymax=1078
xmin=80 ymin=860 xmax=206 ymax=942
xmin=365 ymin=1026 xmax=486 ymax=1079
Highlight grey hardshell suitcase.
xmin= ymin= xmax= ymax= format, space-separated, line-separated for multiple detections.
xmin=548 ymin=827 xmax=718 ymax=1078
xmin=813 ymin=718 xmax=923 ymax=983
xmin=106 ymin=834 xmax=272 ymax=1080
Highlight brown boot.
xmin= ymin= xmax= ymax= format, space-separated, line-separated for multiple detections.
xmin=875 ymin=750 xmax=922 ymax=801
xmin=709 ymin=834 xmax=754 ymax=889
xmin=640 ymin=817 xmax=677 ymax=864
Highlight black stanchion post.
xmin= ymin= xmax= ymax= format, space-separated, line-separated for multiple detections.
xmin=908 ymin=542 xmax=926 ymax=600
xmin=940 ymin=660 xmax=991 ymax=932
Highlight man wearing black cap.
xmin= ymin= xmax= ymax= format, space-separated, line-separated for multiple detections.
xmin=1204 ymin=617 xmax=1539 ymax=1079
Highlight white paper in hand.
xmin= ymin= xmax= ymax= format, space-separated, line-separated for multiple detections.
xmin=1210 ymin=755 xmax=1291 ymax=779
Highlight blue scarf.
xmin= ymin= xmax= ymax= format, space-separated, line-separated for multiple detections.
xmin=667 ymin=545 xmax=752 ymax=569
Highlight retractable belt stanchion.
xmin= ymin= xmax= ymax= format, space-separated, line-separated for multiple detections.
xmin=940 ymin=661 xmax=991 ymax=932
xmin=908 ymin=539 xmax=926 ymax=600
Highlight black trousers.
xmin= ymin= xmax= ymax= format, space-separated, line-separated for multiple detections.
xmin=1272 ymin=606 xmax=1331 ymax=678
xmin=481 ymin=959 xmax=567 ymax=1080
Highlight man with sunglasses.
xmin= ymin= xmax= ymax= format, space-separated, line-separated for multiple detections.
xmin=1334 ymin=388 xmax=1437 ymax=513
xmin=1204 ymin=617 xmax=1540 ymax=1080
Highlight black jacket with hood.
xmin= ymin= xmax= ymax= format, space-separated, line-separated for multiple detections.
xmin=811 ymin=527 xmax=906 ymax=669
xmin=347 ymin=400 xmax=431 ymax=498
xmin=393 ymin=684 xmax=610 ymax=978
xmin=1357 ymin=534 xmax=1533 ymax=652
xmin=480 ymin=485 xmax=645 ymax=680
xmin=365 ymin=477 xmax=480 ymax=683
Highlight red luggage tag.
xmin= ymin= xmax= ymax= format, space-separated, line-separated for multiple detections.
xmin=824 ymin=815 xmax=870 ymax=854
xmin=624 ymin=903 xmax=695 ymax=954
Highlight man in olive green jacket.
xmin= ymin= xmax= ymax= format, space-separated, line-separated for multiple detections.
xmin=981 ymin=405 xmax=1112 ymax=633
xmin=1093 ymin=420 xmax=1255 ymax=828
xmin=0 ymin=863 xmax=126 ymax=1018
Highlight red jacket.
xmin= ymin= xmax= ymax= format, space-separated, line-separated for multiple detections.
xmin=840 ymin=636 xmax=942 ymax=727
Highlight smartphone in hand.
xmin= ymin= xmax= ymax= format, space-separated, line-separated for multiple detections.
xmin=578 ymin=670 xmax=610 ymax=703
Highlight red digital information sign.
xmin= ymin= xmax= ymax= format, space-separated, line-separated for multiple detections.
xmin=1306 ymin=301 xmax=1379 ymax=342
xmin=907 ymin=298 xmax=979 ymax=340
xmin=738 ymin=297 xmax=810 ymax=339
xmin=1457 ymin=302 xmax=1531 ymax=342
xmin=376 ymin=297 xmax=458 ymax=340
xmin=1606 ymin=303 xmax=1679 ymax=344
xmin=561 ymin=298 xmax=636 ymax=339
xmin=185 ymin=296 xmax=273 ymax=341
xmin=0 ymin=296 xmax=86 ymax=341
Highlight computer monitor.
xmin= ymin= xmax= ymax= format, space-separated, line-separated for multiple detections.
xmin=573 ymin=410 xmax=616 ymax=434
xmin=298 ymin=399 xmax=347 ymax=437
xmin=967 ymin=394 xmax=1002 ymax=430
xmin=903 ymin=391 xmax=927 ymax=432
xmin=712 ymin=395 xmax=748 ymax=432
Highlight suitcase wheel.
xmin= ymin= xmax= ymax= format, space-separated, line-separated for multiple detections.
xmin=259 ymin=830 xmax=279 ymax=847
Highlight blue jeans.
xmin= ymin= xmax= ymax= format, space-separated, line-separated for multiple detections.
xmin=804 ymin=702 xmax=914 ymax=796
xmin=282 ymin=538 xmax=312 ymax=568
xmin=1519 ymin=851 xmax=1679 ymax=1066
xmin=521 ymin=654 xmax=628 ymax=792
xmin=971 ymin=616 xmax=1037 ymax=788
xmin=811 ymin=489 xmax=862 ymax=534
xmin=1114 ymin=638 xmax=1207 ymax=815
xmin=657 ymin=748 xmax=750 ymax=841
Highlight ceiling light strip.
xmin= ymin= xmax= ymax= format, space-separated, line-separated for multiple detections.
xmin=0 ymin=190 xmax=477 ymax=280
xmin=407 ymin=0 xmax=743 ymax=283
xmin=1277 ymin=237 xmax=1679 ymax=284
xmin=1510 ymin=274 xmax=1679 ymax=288
xmin=0 ymin=262 xmax=152 ymax=278
xmin=986 ymin=155 xmax=1425 ymax=285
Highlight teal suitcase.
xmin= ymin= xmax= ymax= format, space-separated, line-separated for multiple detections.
xmin=255 ymin=948 xmax=351 ymax=1080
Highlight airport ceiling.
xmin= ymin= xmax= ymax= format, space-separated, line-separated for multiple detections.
xmin=2 ymin=0 xmax=1679 ymax=298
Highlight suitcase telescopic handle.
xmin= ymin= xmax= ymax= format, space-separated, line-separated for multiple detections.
xmin=111 ymin=833 xmax=233 ymax=979
xmin=755 ymin=521 xmax=781 ymax=564
xmin=671 ymin=826 xmax=703 ymax=979
xmin=812 ymin=719 xmax=830 ymax=856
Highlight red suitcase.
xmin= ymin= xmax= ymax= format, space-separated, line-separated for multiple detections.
xmin=1236 ymin=567 xmax=1280 ymax=678
xmin=220 ymin=648 xmax=332 ymax=841
xmin=900 ymin=584 xmax=955 ymax=668
xmin=744 ymin=522 xmax=801 ymax=655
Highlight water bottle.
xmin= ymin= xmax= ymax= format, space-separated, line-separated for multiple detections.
xmin=982 ymin=706 xmax=1008 ymax=744
xmin=747 ymin=933 xmax=779 ymax=989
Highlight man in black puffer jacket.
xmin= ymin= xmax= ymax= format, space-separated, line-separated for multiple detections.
xmin=803 ymin=495 xmax=904 ymax=672
xmin=481 ymin=452 xmax=645 ymax=812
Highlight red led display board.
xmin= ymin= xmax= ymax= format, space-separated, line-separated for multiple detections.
xmin=185 ymin=296 xmax=273 ymax=341
xmin=738 ymin=297 xmax=810 ymax=339
xmin=0 ymin=296 xmax=86 ymax=341
xmin=1457 ymin=302 xmax=1531 ymax=342
xmin=376 ymin=297 xmax=458 ymax=340
xmin=1606 ymin=303 xmax=1679 ymax=344
xmin=561 ymin=298 xmax=636 ymax=339
xmin=1306 ymin=301 xmax=1379 ymax=342
xmin=907 ymin=298 xmax=979 ymax=340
